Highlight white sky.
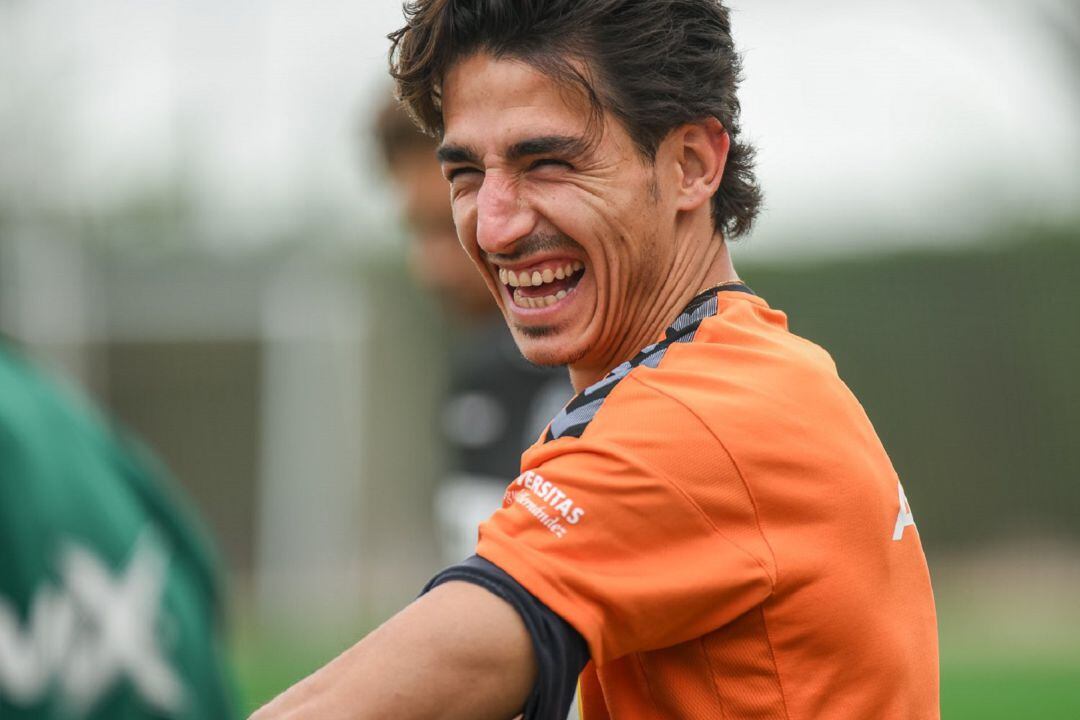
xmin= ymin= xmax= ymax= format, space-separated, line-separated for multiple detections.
xmin=0 ymin=0 xmax=1077 ymax=259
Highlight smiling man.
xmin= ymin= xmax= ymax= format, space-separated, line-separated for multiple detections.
xmin=251 ymin=2 xmax=939 ymax=719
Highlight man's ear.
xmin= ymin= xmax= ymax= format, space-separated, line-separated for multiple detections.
xmin=671 ymin=117 xmax=730 ymax=213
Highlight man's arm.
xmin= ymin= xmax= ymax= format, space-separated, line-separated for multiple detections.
xmin=250 ymin=581 xmax=537 ymax=720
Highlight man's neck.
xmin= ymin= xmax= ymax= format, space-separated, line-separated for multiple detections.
xmin=567 ymin=235 xmax=738 ymax=393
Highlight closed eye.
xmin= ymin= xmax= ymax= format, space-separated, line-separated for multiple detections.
xmin=446 ymin=166 xmax=483 ymax=182
xmin=528 ymin=158 xmax=572 ymax=171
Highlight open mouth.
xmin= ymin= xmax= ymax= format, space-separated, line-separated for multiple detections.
xmin=498 ymin=260 xmax=586 ymax=309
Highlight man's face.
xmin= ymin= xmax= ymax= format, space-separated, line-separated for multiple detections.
xmin=390 ymin=148 xmax=494 ymax=319
xmin=440 ymin=53 xmax=677 ymax=370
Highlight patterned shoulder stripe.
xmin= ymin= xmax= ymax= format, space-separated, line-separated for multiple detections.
xmin=544 ymin=284 xmax=752 ymax=442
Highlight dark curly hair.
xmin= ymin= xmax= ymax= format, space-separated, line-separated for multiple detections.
xmin=388 ymin=0 xmax=763 ymax=239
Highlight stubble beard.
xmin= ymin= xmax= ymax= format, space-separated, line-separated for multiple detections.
xmin=510 ymin=322 xmax=588 ymax=368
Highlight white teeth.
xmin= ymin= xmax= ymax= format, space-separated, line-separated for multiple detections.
xmin=505 ymin=260 xmax=585 ymax=304
xmin=512 ymin=288 xmax=570 ymax=309
xmin=503 ymin=262 xmax=582 ymax=289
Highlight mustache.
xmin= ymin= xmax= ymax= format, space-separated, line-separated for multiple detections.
xmin=483 ymin=232 xmax=578 ymax=264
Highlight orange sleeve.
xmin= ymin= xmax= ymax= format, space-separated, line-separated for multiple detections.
xmin=475 ymin=380 xmax=775 ymax=665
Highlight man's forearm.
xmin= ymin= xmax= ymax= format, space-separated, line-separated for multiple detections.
xmin=249 ymin=582 xmax=536 ymax=720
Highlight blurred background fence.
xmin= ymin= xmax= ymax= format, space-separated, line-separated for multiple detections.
xmin=1 ymin=0 xmax=1078 ymax=716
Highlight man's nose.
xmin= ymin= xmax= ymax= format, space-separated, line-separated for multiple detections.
xmin=475 ymin=172 xmax=535 ymax=254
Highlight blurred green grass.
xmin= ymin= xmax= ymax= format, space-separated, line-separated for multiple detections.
xmin=941 ymin=661 xmax=1080 ymax=719
xmin=232 ymin=623 xmax=368 ymax=714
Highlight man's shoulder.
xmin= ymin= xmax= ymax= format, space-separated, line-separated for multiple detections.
xmin=647 ymin=300 xmax=846 ymax=420
xmin=541 ymin=290 xmax=845 ymax=453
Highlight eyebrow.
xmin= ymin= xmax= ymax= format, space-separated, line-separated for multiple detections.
xmin=505 ymin=135 xmax=589 ymax=162
xmin=436 ymin=134 xmax=589 ymax=165
xmin=435 ymin=143 xmax=481 ymax=165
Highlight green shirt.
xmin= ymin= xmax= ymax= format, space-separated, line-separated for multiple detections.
xmin=0 ymin=342 xmax=236 ymax=719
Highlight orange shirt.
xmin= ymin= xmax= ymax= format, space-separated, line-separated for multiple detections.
xmin=477 ymin=287 xmax=939 ymax=719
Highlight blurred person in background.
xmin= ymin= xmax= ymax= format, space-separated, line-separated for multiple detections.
xmin=373 ymin=98 xmax=572 ymax=565
xmin=0 ymin=338 xmax=236 ymax=719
